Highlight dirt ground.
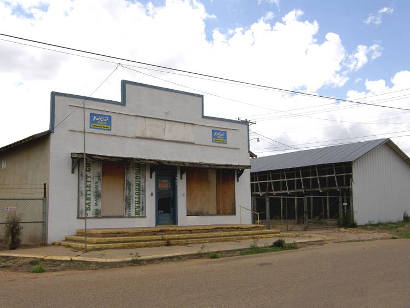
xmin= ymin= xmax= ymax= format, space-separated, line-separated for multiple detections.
xmin=1 ymin=239 xmax=409 ymax=307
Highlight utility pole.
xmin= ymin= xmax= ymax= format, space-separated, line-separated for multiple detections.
xmin=83 ymin=98 xmax=88 ymax=252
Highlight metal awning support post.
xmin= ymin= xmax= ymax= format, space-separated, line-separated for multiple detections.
xmin=251 ymin=196 xmax=256 ymax=224
xmin=333 ymin=164 xmax=339 ymax=191
xmin=303 ymin=196 xmax=307 ymax=225
xmin=310 ymin=196 xmax=314 ymax=219
xmin=284 ymin=171 xmax=289 ymax=194
xmin=265 ymin=195 xmax=270 ymax=229
xmin=294 ymin=197 xmax=298 ymax=224
xmin=299 ymin=169 xmax=305 ymax=192
xmin=327 ymin=192 xmax=330 ymax=219
xmin=280 ymin=197 xmax=283 ymax=221
xmin=315 ymin=166 xmax=321 ymax=191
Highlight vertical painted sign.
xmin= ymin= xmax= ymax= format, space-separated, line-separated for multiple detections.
xmin=90 ymin=113 xmax=112 ymax=131
xmin=80 ymin=160 xmax=101 ymax=217
xmin=125 ymin=162 xmax=145 ymax=217
xmin=212 ymin=129 xmax=227 ymax=144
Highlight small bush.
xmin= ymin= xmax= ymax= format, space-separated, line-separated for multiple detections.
xmin=208 ymin=252 xmax=220 ymax=259
xmin=403 ymin=211 xmax=409 ymax=223
xmin=31 ymin=264 xmax=45 ymax=273
xmin=272 ymin=239 xmax=286 ymax=248
xmin=3 ymin=214 xmax=22 ymax=250
xmin=271 ymin=239 xmax=298 ymax=250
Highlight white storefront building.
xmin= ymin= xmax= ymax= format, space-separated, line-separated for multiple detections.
xmin=0 ymin=81 xmax=252 ymax=244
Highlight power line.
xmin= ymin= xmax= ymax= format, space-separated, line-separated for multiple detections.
xmin=1 ymin=32 xmax=410 ymax=111
xmin=253 ymin=131 xmax=410 ymax=154
xmin=5 ymin=31 xmax=403 ymax=127
xmin=250 ymin=131 xmax=298 ymax=150
xmin=121 ymin=64 xmax=410 ymax=127
xmin=53 ymin=64 xmax=120 ymax=130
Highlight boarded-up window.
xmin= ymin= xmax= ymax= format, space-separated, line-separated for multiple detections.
xmin=186 ymin=168 xmax=235 ymax=215
xmin=216 ymin=169 xmax=236 ymax=215
xmin=186 ymin=168 xmax=217 ymax=215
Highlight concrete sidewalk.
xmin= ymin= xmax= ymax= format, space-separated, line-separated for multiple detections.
xmin=0 ymin=228 xmax=392 ymax=264
xmin=0 ymin=234 xmax=324 ymax=263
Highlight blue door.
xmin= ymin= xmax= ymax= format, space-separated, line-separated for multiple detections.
xmin=156 ymin=174 xmax=176 ymax=225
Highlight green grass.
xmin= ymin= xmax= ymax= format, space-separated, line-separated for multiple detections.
xmin=360 ymin=221 xmax=410 ymax=239
xmin=239 ymin=242 xmax=298 ymax=256
xmin=31 ymin=264 xmax=45 ymax=273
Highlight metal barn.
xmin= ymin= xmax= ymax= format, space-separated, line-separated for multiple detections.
xmin=250 ymin=139 xmax=410 ymax=229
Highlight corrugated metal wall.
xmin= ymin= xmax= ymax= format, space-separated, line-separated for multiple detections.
xmin=353 ymin=143 xmax=410 ymax=224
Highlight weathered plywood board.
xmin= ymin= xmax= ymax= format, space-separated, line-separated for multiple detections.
xmin=186 ymin=167 xmax=217 ymax=215
xmin=216 ymin=169 xmax=236 ymax=215
xmin=101 ymin=162 xmax=125 ymax=216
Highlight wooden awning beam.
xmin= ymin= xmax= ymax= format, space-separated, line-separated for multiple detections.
xmin=71 ymin=153 xmax=250 ymax=170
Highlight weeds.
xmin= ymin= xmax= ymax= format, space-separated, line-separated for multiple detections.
xmin=208 ymin=252 xmax=220 ymax=259
xmin=338 ymin=209 xmax=357 ymax=228
xmin=31 ymin=264 xmax=45 ymax=273
xmin=361 ymin=220 xmax=410 ymax=239
xmin=250 ymin=239 xmax=259 ymax=249
xmin=130 ymin=252 xmax=140 ymax=264
xmin=3 ymin=214 xmax=22 ymax=250
xmin=240 ymin=239 xmax=298 ymax=256
xmin=198 ymin=244 xmax=207 ymax=256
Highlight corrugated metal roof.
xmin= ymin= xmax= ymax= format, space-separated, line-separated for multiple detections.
xmin=251 ymin=139 xmax=388 ymax=172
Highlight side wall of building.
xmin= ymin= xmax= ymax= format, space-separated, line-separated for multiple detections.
xmin=0 ymin=136 xmax=50 ymax=198
xmin=353 ymin=143 xmax=410 ymax=224
xmin=0 ymin=136 xmax=50 ymax=244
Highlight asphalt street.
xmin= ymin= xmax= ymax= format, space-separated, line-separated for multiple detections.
xmin=1 ymin=239 xmax=409 ymax=307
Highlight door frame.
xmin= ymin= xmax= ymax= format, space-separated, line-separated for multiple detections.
xmin=155 ymin=166 xmax=178 ymax=225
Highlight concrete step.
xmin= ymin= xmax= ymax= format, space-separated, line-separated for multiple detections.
xmin=75 ymin=224 xmax=265 ymax=237
xmin=55 ymin=233 xmax=282 ymax=251
xmin=65 ymin=229 xmax=280 ymax=244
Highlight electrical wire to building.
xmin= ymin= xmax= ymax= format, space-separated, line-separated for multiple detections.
xmin=53 ymin=63 xmax=120 ymax=130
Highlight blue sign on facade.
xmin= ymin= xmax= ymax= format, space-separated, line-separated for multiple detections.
xmin=212 ymin=129 xmax=227 ymax=144
xmin=90 ymin=113 xmax=111 ymax=131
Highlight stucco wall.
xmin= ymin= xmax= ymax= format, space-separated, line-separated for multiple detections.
xmin=353 ymin=143 xmax=410 ymax=224
xmin=47 ymin=81 xmax=251 ymax=243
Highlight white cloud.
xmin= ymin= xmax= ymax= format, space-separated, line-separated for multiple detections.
xmin=378 ymin=7 xmax=394 ymax=15
xmin=345 ymin=44 xmax=382 ymax=71
xmin=364 ymin=6 xmax=394 ymax=25
xmin=1 ymin=0 xmax=407 ymax=156
xmin=257 ymin=0 xmax=280 ymax=8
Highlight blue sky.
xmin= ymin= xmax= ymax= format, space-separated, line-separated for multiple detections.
xmin=200 ymin=0 xmax=409 ymax=98
xmin=137 ymin=0 xmax=409 ymax=97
